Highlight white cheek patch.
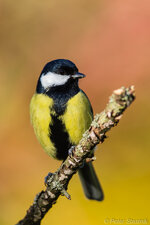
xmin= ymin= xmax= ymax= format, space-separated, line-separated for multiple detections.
xmin=40 ymin=72 xmax=70 ymax=89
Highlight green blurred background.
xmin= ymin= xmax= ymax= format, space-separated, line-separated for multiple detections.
xmin=0 ymin=0 xmax=150 ymax=224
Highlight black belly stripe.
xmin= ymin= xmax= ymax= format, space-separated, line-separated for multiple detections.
xmin=49 ymin=114 xmax=71 ymax=160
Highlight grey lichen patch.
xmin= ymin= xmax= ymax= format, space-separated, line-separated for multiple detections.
xmin=89 ymin=130 xmax=98 ymax=139
xmin=43 ymin=192 xmax=49 ymax=199
xmin=51 ymin=179 xmax=64 ymax=192
xmin=113 ymin=87 xmax=125 ymax=95
xmin=68 ymin=159 xmax=76 ymax=166
xmin=59 ymin=173 xmax=67 ymax=181
xmin=82 ymin=130 xmax=89 ymax=137
xmin=33 ymin=207 xmax=42 ymax=222
xmin=91 ymin=113 xmax=102 ymax=128
xmin=129 ymin=85 xmax=135 ymax=96
xmin=34 ymin=192 xmax=43 ymax=205
xmin=79 ymin=139 xmax=93 ymax=152
xmin=63 ymin=169 xmax=73 ymax=175
xmin=41 ymin=200 xmax=49 ymax=206
xmin=115 ymin=115 xmax=123 ymax=121
xmin=75 ymin=144 xmax=86 ymax=157
xmin=73 ymin=157 xmax=81 ymax=163
xmin=47 ymin=190 xmax=55 ymax=199
xmin=107 ymin=111 xmax=112 ymax=119
xmin=99 ymin=111 xmax=108 ymax=125
xmin=61 ymin=189 xmax=71 ymax=200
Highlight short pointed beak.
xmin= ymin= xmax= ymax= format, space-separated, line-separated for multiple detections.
xmin=71 ymin=72 xmax=86 ymax=79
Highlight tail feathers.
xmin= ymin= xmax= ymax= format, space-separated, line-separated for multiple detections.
xmin=78 ymin=162 xmax=104 ymax=201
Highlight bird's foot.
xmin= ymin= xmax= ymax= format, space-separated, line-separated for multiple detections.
xmin=68 ymin=145 xmax=76 ymax=157
xmin=44 ymin=172 xmax=54 ymax=186
xmin=68 ymin=146 xmax=84 ymax=168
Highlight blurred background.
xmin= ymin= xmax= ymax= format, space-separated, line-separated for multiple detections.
xmin=0 ymin=0 xmax=150 ymax=224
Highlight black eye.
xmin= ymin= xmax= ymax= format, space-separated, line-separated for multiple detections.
xmin=54 ymin=65 xmax=78 ymax=75
xmin=58 ymin=67 xmax=74 ymax=75
xmin=59 ymin=69 xmax=66 ymax=75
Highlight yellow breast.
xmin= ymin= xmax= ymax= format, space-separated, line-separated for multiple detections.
xmin=30 ymin=93 xmax=56 ymax=158
xmin=30 ymin=91 xmax=93 ymax=159
xmin=60 ymin=91 xmax=93 ymax=145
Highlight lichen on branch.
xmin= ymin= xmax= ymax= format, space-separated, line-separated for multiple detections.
xmin=16 ymin=86 xmax=135 ymax=225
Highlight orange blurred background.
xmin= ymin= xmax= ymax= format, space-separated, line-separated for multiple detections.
xmin=0 ymin=0 xmax=150 ymax=224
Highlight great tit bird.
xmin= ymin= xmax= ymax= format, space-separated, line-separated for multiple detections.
xmin=30 ymin=59 xmax=104 ymax=201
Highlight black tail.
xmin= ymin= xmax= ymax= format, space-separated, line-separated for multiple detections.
xmin=78 ymin=162 xmax=104 ymax=201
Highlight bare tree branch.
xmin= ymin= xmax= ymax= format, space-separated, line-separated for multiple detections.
xmin=16 ymin=86 xmax=135 ymax=225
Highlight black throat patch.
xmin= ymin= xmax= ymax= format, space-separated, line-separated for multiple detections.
xmin=46 ymin=79 xmax=79 ymax=115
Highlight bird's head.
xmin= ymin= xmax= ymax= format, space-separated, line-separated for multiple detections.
xmin=36 ymin=59 xmax=85 ymax=93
